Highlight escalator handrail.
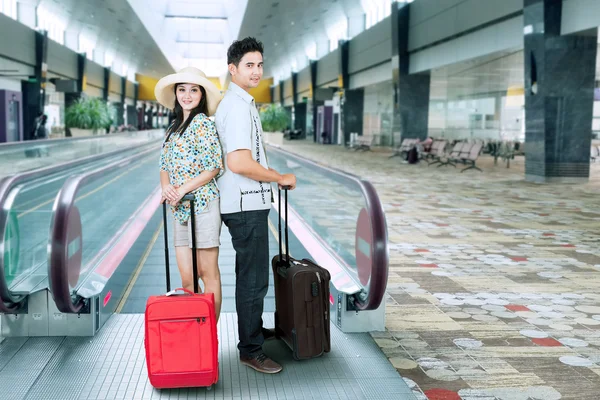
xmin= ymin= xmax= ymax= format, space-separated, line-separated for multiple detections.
xmin=0 ymin=130 xmax=157 ymax=150
xmin=0 ymin=138 xmax=163 ymax=313
xmin=266 ymin=145 xmax=389 ymax=311
xmin=49 ymin=145 xmax=161 ymax=313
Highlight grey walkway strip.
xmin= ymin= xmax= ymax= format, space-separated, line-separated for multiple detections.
xmin=1 ymin=313 xmax=414 ymax=400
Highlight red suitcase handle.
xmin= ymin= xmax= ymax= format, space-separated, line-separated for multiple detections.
xmin=166 ymin=288 xmax=197 ymax=296
xmin=163 ymin=194 xmax=200 ymax=294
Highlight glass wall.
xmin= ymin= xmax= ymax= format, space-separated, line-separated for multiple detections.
xmin=44 ymin=83 xmax=65 ymax=138
xmin=429 ymin=43 xmax=600 ymax=144
xmin=428 ymin=51 xmax=524 ymax=142
xmin=362 ymin=80 xmax=393 ymax=146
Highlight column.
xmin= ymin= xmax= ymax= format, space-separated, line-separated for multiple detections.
xmin=292 ymin=71 xmax=306 ymax=136
xmin=118 ymin=76 xmax=126 ymax=126
xmin=21 ymin=30 xmax=48 ymax=141
xmin=291 ymin=72 xmax=298 ymax=106
xmin=391 ymin=2 xmax=430 ymax=147
xmin=133 ymin=82 xmax=139 ymax=105
xmin=145 ymin=103 xmax=153 ymax=128
xmin=310 ymin=60 xmax=319 ymax=142
xmin=279 ymin=81 xmax=284 ymax=107
xmin=339 ymin=40 xmax=364 ymax=146
xmin=65 ymin=53 xmax=86 ymax=110
xmin=523 ymin=0 xmax=597 ymax=183
xmin=103 ymin=67 xmax=110 ymax=102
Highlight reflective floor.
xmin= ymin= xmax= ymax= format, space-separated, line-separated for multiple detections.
xmin=270 ymin=138 xmax=600 ymax=400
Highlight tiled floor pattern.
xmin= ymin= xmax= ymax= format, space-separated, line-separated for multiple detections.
xmin=268 ymin=139 xmax=600 ymax=400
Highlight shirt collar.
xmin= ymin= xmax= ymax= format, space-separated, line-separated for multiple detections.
xmin=228 ymin=82 xmax=255 ymax=105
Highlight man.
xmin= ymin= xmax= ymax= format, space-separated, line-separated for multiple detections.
xmin=215 ymin=37 xmax=296 ymax=374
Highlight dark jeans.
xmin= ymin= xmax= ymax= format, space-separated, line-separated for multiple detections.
xmin=221 ymin=209 xmax=270 ymax=357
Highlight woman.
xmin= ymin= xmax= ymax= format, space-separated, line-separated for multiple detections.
xmin=155 ymin=67 xmax=224 ymax=321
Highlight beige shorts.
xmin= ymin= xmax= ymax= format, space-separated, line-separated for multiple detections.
xmin=173 ymin=199 xmax=221 ymax=248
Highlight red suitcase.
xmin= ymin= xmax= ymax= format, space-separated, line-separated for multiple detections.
xmin=144 ymin=195 xmax=219 ymax=389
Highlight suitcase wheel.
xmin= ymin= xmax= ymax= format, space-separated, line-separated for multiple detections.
xmin=207 ymin=385 xmax=213 ymax=391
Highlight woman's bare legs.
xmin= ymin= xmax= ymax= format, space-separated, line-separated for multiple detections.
xmin=175 ymin=246 xmax=222 ymax=322
xmin=197 ymin=247 xmax=221 ymax=322
xmin=175 ymin=246 xmax=196 ymax=291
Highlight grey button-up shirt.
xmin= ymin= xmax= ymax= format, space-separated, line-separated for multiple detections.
xmin=215 ymin=82 xmax=271 ymax=214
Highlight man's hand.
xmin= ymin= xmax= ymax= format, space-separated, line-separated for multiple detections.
xmin=278 ymin=173 xmax=297 ymax=190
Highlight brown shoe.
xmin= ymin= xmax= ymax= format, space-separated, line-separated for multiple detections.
xmin=240 ymin=353 xmax=283 ymax=374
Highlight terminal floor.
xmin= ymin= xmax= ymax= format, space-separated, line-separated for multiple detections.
xmin=270 ymin=139 xmax=600 ymax=400
xmin=0 ymin=313 xmax=412 ymax=400
xmin=0 ymin=211 xmax=414 ymax=400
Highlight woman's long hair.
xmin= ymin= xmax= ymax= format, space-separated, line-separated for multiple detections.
xmin=164 ymin=83 xmax=208 ymax=144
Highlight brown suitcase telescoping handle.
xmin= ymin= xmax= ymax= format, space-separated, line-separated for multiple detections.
xmin=277 ymin=186 xmax=292 ymax=267
xmin=162 ymin=193 xmax=200 ymax=294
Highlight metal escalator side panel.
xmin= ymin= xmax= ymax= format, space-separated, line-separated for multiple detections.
xmin=48 ymin=175 xmax=85 ymax=314
xmin=0 ymin=176 xmax=27 ymax=312
xmin=48 ymin=145 xmax=160 ymax=313
xmin=353 ymin=180 xmax=389 ymax=311
xmin=265 ymin=145 xmax=389 ymax=312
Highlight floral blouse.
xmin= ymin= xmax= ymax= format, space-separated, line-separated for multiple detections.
xmin=159 ymin=113 xmax=223 ymax=225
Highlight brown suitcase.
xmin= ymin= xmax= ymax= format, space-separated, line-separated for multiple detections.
xmin=272 ymin=187 xmax=331 ymax=360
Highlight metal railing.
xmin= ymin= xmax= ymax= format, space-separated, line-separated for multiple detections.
xmin=0 ymin=139 xmax=162 ymax=313
xmin=266 ymin=145 xmax=389 ymax=311
xmin=48 ymin=146 xmax=160 ymax=313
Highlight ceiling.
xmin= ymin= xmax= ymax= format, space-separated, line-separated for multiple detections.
xmin=33 ymin=0 xmax=174 ymax=79
xmin=28 ymin=0 xmax=249 ymax=80
xmin=28 ymin=0 xmax=413 ymax=84
xmin=127 ymin=0 xmax=248 ymax=78
xmin=238 ymin=0 xmax=367 ymax=80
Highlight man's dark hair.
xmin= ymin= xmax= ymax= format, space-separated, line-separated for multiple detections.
xmin=227 ymin=37 xmax=264 ymax=66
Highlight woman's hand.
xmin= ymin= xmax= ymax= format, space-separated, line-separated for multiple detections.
xmin=161 ymin=184 xmax=179 ymax=203
xmin=168 ymin=187 xmax=185 ymax=206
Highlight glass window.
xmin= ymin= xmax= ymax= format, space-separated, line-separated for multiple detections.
xmin=37 ymin=5 xmax=66 ymax=44
xmin=0 ymin=0 xmax=17 ymax=20
xmin=104 ymin=53 xmax=114 ymax=69
xmin=327 ymin=19 xmax=347 ymax=51
xmin=305 ymin=42 xmax=317 ymax=60
xmin=79 ymin=34 xmax=95 ymax=60
xmin=0 ymin=0 xmax=17 ymax=19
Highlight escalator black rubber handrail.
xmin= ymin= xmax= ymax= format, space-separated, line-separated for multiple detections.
xmin=0 ymin=130 xmax=155 ymax=150
xmin=0 ymin=138 xmax=163 ymax=313
xmin=266 ymin=145 xmax=389 ymax=311
xmin=49 ymin=145 xmax=160 ymax=314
